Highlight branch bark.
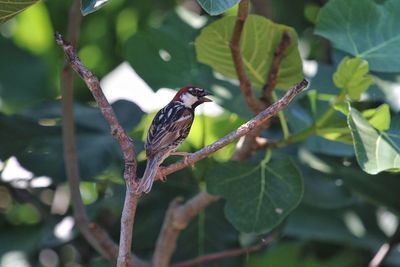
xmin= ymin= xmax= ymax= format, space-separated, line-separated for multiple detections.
xmin=60 ymin=0 xmax=121 ymax=263
xmin=229 ymin=0 xmax=264 ymax=114
xmin=152 ymin=192 xmax=219 ymax=267
xmin=261 ymin=31 xmax=291 ymax=106
xmin=158 ymin=79 xmax=308 ymax=180
xmin=56 ymin=32 xmax=146 ymax=267
xmin=368 ymin=225 xmax=400 ymax=267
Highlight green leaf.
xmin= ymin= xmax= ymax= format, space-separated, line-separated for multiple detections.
xmin=0 ymin=0 xmax=38 ymax=24
xmin=333 ymin=57 xmax=373 ymax=100
xmin=195 ymin=15 xmax=303 ymax=89
xmin=197 ymin=0 xmax=240 ymax=16
xmin=347 ymin=105 xmax=400 ymax=174
xmin=81 ymin=0 xmax=109 ymax=16
xmin=362 ymin=104 xmax=391 ymax=131
xmin=79 ymin=182 xmax=98 ymax=205
xmin=315 ymin=0 xmax=400 ymax=72
xmin=206 ymin=158 xmax=303 ymax=233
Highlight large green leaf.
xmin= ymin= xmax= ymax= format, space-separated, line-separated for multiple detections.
xmin=315 ymin=0 xmax=400 ymax=72
xmin=81 ymin=0 xmax=109 ymax=16
xmin=197 ymin=0 xmax=239 ymax=16
xmin=206 ymin=158 xmax=303 ymax=233
xmin=0 ymin=0 xmax=38 ymax=24
xmin=347 ymin=106 xmax=400 ymax=174
xmin=333 ymin=57 xmax=373 ymax=100
xmin=195 ymin=15 xmax=303 ymax=89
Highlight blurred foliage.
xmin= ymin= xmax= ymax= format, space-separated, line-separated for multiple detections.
xmin=1 ymin=0 xmax=400 ymax=266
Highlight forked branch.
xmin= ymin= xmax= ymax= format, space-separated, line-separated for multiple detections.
xmin=55 ymin=32 xmax=144 ymax=267
xmin=230 ymin=0 xmax=265 ymax=114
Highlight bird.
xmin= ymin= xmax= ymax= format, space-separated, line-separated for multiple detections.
xmin=136 ymin=86 xmax=213 ymax=193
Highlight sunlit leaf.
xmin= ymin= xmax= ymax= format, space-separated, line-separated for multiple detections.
xmin=315 ymin=0 xmax=400 ymax=72
xmin=0 ymin=0 xmax=39 ymax=24
xmin=206 ymin=158 xmax=303 ymax=233
xmin=79 ymin=182 xmax=98 ymax=205
xmin=12 ymin=2 xmax=53 ymax=55
xmin=197 ymin=0 xmax=240 ymax=16
xmin=362 ymin=104 xmax=391 ymax=131
xmin=81 ymin=0 xmax=109 ymax=16
xmin=195 ymin=15 xmax=303 ymax=89
xmin=348 ymin=105 xmax=400 ymax=174
xmin=333 ymin=57 xmax=373 ymax=100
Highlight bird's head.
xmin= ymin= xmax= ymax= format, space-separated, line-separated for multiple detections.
xmin=172 ymin=86 xmax=213 ymax=109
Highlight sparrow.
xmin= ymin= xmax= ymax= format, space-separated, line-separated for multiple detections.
xmin=137 ymin=86 xmax=213 ymax=193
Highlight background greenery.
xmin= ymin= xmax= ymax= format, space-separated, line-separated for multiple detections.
xmin=1 ymin=0 xmax=400 ymax=266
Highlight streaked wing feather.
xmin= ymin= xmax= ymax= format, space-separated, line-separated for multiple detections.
xmin=146 ymin=104 xmax=193 ymax=157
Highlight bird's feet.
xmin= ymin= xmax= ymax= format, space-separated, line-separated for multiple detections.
xmin=170 ymin=152 xmax=193 ymax=167
xmin=157 ymin=167 xmax=167 ymax=182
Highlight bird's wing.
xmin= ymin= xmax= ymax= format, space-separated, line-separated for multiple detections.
xmin=145 ymin=103 xmax=194 ymax=157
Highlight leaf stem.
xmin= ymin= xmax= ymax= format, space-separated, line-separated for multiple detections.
xmin=262 ymin=148 xmax=273 ymax=164
xmin=315 ymin=90 xmax=347 ymax=127
xmin=273 ymin=90 xmax=347 ymax=147
xmin=273 ymin=91 xmax=290 ymax=139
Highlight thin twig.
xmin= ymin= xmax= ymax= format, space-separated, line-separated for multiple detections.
xmin=368 ymin=226 xmax=400 ymax=267
xmin=172 ymin=233 xmax=277 ymax=267
xmin=229 ymin=0 xmax=264 ymax=114
xmin=158 ymin=79 xmax=308 ymax=180
xmin=55 ymin=32 xmax=146 ymax=267
xmin=261 ymin=31 xmax=291 ymax=105
xmin=152 ymin=192 xmax=219 ymax=267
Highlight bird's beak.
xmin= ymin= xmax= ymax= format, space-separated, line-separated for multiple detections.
xmin=200 ymin=90 xmax=213 ymax=102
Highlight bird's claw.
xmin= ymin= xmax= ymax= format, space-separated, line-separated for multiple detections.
xmin=157 ymin=167 xmax=167 ymax=182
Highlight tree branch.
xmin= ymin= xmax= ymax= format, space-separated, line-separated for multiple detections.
xmin=60 ymin=0 xmax=122 ymax=263
xmin=158 ymin=79 xmax=308 ymax=180
xmin=229 ymin=0 xmax=264 ymax=114
xmin=172 ymin=233 xmax=277 ymax=267
xmin=55 ymin=32 xmax=146 ymax=267
xmin=261 ymin=31 xmax=291 ymax=106
xmin=368 ymin=225 xmax=400 ymax=267
xmin=152 ymin=192 xmax=219 ymax=267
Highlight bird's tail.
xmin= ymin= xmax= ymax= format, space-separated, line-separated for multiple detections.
xmin=136 ymin=156 xmax=160 ymax=194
